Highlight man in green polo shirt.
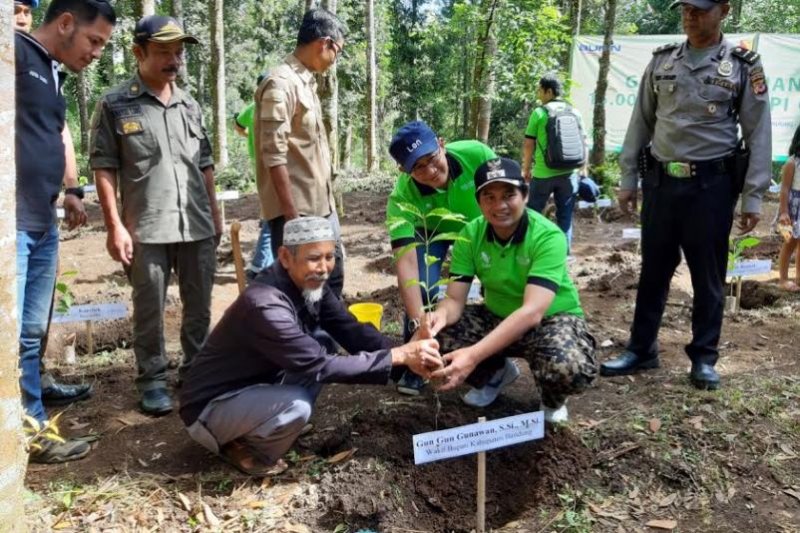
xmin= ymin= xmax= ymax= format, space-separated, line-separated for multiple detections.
xmin=386 ymin=120 xmax=496 ymax=395
xmin=521 ymin=75 xmax=587 ymax=247
xmin=426 ymin=157 xmax=597 ymax=421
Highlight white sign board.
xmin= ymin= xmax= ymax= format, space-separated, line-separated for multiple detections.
xmin=83 ymin=184 xmax=97 ymax=193
xmin=577 ymin=198 xmax=613 ymax=210
xmin=217 ymin=190 xmax=240 ymax=201
xmin=413 ymin=411 xmax=544 ymax=465
xmin=52 ymin=303 xmax=128 ymax=324
xmin=727 ymin=259 xmax=773 ymax=278
xmin=622 ymin=228 xmax=641 ymax=240
xmin=570 ymin=33 xmax=799 ymax=162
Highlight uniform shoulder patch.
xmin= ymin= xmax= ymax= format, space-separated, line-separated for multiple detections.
xmin=653 ymin=42 xmax=680 ymax=55
xmin=731 ymin=47 xmax=760 ymax=64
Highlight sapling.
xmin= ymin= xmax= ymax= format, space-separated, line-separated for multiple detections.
xmin=726 ymin=236 xmax=761 ymax=311
xmin=388 ymin=203 xmax=470 ymax=427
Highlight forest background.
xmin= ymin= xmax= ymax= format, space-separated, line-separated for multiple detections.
xmin=33 ymin=0 xmax=800 ymax=192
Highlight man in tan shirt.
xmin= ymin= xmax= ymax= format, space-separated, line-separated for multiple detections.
xmin=254 ymin=8 xmax=345 ymax=297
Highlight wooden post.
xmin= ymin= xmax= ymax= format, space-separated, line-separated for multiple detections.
xmin=735 ymin=276 xmax=743 ymax=314
xmin=85 ymin=320 xmax=94 ymax=356
xmin=477 ymin=416 xmax=486 ymax=533
xmin=230 ymin=221 xmax=246 ymax=294
xmin=220 ymin=200 xmax=227 ymax=228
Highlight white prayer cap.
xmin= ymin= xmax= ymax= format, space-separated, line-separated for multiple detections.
xmin=283 ymin=217 xmax=335 ymax=246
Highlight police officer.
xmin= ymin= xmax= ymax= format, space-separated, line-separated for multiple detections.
xmin=601 ymin=0 xmax=771 ymax=390
xmin=91 ymin=16 xmax=222 ymax=415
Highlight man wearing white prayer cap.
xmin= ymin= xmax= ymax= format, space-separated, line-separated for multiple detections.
xmin=179 ymin=217 xmax=443 ymax=475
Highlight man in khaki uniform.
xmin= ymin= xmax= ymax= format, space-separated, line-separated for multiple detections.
xmin=254 ymin=8 xmax=345 ymax=297
xmin=90 ymin=16 xmax=222 ymax=416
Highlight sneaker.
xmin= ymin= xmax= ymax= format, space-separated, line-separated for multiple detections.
xmin=140 ymin=388 xmax=173 ymax=416
xmin=462 ymin=359 xmax=520 ymax=407
xmin=396 ymin=371 xmax=425 ymax=396
xmin=29 ymin=437 xmax=90 ymax=464
xmin=543 ymin=404 xmax=569 ymax=423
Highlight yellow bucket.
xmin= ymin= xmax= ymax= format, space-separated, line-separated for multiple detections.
xmin=348 ymin=302 xmax=384 ymax=330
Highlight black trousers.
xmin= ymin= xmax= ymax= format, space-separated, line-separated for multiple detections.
xmin=627 ymin=166 xmax=736 ymax=366
xmin=269 ymin=213 xmax=345 ymax=299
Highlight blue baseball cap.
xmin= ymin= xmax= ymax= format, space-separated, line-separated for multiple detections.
xmin=389 ymin=121 xmax=439 ymax=173
xmin=15 ymin=0 xmax=39 ymax=8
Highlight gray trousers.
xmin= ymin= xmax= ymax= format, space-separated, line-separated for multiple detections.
xmin=186 ymin=382 xmax=317 ymax=466
xmin=126 ymin=238 xmax=216 ymax=392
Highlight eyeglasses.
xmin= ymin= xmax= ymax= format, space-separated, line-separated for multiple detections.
xmin=410 ymin=149 xmax=440 ymax=174
xmin=325 ymin=37 xmax=344 ymax=58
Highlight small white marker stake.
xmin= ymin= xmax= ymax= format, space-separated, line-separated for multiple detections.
xmin=477 ymin=416 xmax=486 ymax=533
xmin=86 ymin=320 xmax=94 ymax=356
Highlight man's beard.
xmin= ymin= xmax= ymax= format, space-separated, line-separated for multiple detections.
xmin=303 ymin=287 xmax=324 ymax=306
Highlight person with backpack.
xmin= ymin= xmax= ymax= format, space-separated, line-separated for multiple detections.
xmin=521 ymin=75 xmax=588 ymax=246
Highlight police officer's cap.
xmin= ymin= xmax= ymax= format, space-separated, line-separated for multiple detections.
xmin=670 ymin=0 xmax=729 ymax=10
xmin=474 ymin=158 xmax=526 ymax=194
xmin=134 ymin=15 xmax=199 ymax=45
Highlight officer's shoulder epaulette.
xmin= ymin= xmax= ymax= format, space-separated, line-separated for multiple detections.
xmin=731 ymin=47 xmax=760 ymax=64
xmin=652 ymin=42 xmax=680 ymax=55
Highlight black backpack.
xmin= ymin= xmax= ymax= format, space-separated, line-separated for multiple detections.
xmin=540 ymin=102 xmax=586 ymax=170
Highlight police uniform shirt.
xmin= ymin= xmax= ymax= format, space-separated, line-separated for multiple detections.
xmin=619 ymin=37 xmax=772 ymax=213
xmin=15 ymin=30 xmax=68 ymax=232
xmin=254 ymin=54 xmax=335 ymax=221
xmin=89 ymin=74 xmax=216 ymax=244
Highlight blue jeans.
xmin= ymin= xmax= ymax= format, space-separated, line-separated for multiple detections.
xmin=249 ymin=219 xmax=274 ymax=274
xmin=402 ymin=239 xmax=451 ymax=342
xmin=17 ymin=225 xmax=59 ymax=423
xmin=528 ymin=173 xmax=576 ymax=248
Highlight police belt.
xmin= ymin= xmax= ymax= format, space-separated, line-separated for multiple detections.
xmin=661 ymin=157 xmax=731 ymax=179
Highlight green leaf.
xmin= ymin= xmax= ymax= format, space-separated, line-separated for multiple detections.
xmin=736 ymin=237 xmax=760 ymax=251
xmin=55 ymin=282 xmax=68 ymax=295
xmin=396 ymin=202 xmax=423 ymax=218
xmin=425 ymin=207 xmax=468 ymax=223
xmin=430 ymin=232 xmax=467 ymax=244
xmin=393 ymin=242 xmax=420 ymax=262
xmin=424 ymin=254 xmax=440 ymax=267
xmin=386 ymin=216 xmax=411 ymax=233
xmin=60 ymin=270 xmax=78 ymax=278
xmin=404 ymin=279 xmax=420 ymax=289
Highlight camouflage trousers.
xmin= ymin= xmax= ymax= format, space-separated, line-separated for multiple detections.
xmin=438 ymin=306 xmax=598 ymax=408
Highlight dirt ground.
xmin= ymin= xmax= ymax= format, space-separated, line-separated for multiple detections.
xmin=24 ymin=189 xmax=800 ymax=533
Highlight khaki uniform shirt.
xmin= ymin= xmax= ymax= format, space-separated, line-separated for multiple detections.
xmin=619 ymin=38 xmax=772 ymax=213
xmin=254 ymin=54 xmax=335 ymax=220
xmin=89 ymin=74 xmax=215 ymax=244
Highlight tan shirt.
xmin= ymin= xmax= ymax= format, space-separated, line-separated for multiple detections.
xmin=254 ymin=54 xmax=335 ymax=220
xmin=90 ymin=74 xmax=215 ymax=243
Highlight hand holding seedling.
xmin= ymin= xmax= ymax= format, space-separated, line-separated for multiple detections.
xmin=393 ymin=338 xmax=443 ymax=379
xmin=431 ymin=348 xmax=478 ymax=391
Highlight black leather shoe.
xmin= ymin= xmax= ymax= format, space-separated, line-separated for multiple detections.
xmin=600 ymin=351 xmax=660 ymax=377
xmin=140 ymin=389 xmax=173 ymax=416
xmin=690 ymin=363 xmax=720 ymax=390
xmin=41 ymin=381 xmax=93 ymax=407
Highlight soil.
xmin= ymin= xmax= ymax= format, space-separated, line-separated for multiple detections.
xmin=24 ymin=189 xmax=800 ymax=533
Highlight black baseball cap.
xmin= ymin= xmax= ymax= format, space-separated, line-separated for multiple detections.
xmin=474 ymin=158 xmax=526 ymax=194
xmin=134 ymin=16 xmax=199 ymax=45
xmin=670 ymin=0 xmax=729 ymax=9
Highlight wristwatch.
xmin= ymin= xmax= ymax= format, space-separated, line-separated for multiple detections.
xmin=407 ymin=318 xmax=421 ymax=335
xmin=65 ymin=187 xmax=85 ymax=200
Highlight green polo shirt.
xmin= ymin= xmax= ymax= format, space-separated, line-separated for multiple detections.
xmin=386 ymin=140 xmax=496 ymax=247
xmin=450 ymin=209 xmax=584 ymax=319
xmin=235 ymin=101 xmax=256 ymax=164
xmin=90 ymin=74 xmax=215 ymax=244
xmin=524 ymin=100 xmax=585 ymax=179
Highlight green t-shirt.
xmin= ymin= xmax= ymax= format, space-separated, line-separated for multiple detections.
xmin=385 ymin=140 xmax=496 ymax=246
xmin=236 ymin=102 xmax=256 ymax=165
xmin=450 ymin=209 xmax=584 ymax=319
xmin=524 ymin=100 xmax=585 ymax=179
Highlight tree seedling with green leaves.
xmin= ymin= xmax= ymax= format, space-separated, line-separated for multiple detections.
xmin=55 ymin=270 xmax=78 ymax=314
xmin=726 ymin=236 xmax=761 ymax=313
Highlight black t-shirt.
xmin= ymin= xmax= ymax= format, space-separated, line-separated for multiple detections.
xmin=15 ymin=30 xmax=67 ymax=232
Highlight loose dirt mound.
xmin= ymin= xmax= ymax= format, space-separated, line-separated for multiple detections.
xmin=298 ymin=394 xmax=592 ymax=532
xmin=738 ymin=279 xmax=800 ymax=309
xmin=574 ymin=251 xmax=640 ymax=294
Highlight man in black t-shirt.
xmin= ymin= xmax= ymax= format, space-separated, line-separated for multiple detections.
xmin=16 ymin=0 xmax=115 ymax=464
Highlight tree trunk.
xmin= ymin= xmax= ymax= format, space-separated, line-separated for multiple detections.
xmin=366 ymin=0 xmax=378 ymax=172
xmin=590 ymin=0 xmax=617 ymax=166
xmin=209 ymin=0 xmax=228 ymax=168
xmin=76 ymin=71 xmax=91 ymax=154
xmin=0 ymin=7 xmax=26 ymax=530
xmin=171 ymin=0 xmax=188 ymax=81
xmin=343 ymin=123 xmax=352 ymax=168
xmin=475 ymin=32 xmax=495 ymax=143
xmin=304 ymin=0 xmax=315 ymax=12
xmin=468 ymin=0 xmax=500 ymax=140
xmin=138 ymin=0 xmax=155 ymax=17
xmin=730 ymin=0 xmax=743 ymax=31
xmin=319 ymin=0 xmax=339 ymax=176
